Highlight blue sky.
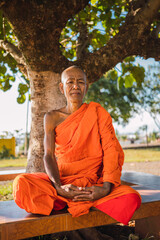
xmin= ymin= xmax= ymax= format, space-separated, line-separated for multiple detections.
xmin=0 ymin=57 xmax=159 ymax=136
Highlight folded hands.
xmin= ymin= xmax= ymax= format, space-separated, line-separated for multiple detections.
xmin=55 ymin=183 xmax=111 ymax=201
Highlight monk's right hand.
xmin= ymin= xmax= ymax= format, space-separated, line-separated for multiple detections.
xmin=55 ymin=184 xmax=91 ymax=199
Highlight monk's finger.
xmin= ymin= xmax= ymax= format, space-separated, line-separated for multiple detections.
xmin=78 ymin=187 xmax=85 ymax=191
xmin=61 ymin=186 xmax=70 ymax=192
xmin=72 ymin=197 xmax=93 ymax=201
xmin=72 ymin=190 xmax=91 ymax=196
xmin=84 ymin=187 xmax=94 ymax=192
xmin=73 ymin=194 xmax=93 ymax=200
xmin=68 ymin=185 xmax=81 ymax=191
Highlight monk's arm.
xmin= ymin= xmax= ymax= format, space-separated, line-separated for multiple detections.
xmin=103 ymin=182 xmax=112 ymax=193
xmin=43 ymin=112 xmax=90 ymax=199
xmin=43 ymin=113 xmax=61 ymax=187
xmin=98 ymin=107 xmax=124 ymax=187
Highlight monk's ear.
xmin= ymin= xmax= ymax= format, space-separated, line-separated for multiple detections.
xmin=59 ymin=82 xmax=64 ymax=94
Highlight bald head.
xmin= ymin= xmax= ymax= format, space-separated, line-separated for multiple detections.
xmin=61 ymin=66 xmax=86 ymax=84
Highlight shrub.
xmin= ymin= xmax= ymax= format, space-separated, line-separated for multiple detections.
xmin=0 ymin=145 xmax=12 ymax=159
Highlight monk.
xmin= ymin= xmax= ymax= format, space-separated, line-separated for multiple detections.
xmin=13 ymin=65 xmax=141 ymax=226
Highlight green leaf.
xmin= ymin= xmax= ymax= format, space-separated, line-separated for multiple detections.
xmin=121 ymin=63 xmax=127 ymax=75
xmin=18 ymin=83 xmax=29 ymax=94
xmin=124 ymin=74 xmax=135 ymax=88
xmin=131 ymin=66 xmax=145 ymax=87
xmin=9 ymin=76 xmax=15 ymax=82
xmin=110 ymin=70 xmax=118 ymax=80
xmin=91 ymin=0 xmax=97 ymax=5
xmin=0 ymin=65 xmax=7 ymax=75
xmin=1 ymin=79 xmax=12 ymax=91
xmin=17 ymin=94 xmax=26 ymax=104
xmin=124 ymin=56 xmax=135 ymax=63
xmin=79 ymin=11 xmax=87 ymax=19
xmin=117 ymin=76 xmax=124 ymax=89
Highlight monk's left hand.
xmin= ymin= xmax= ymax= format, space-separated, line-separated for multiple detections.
xmin=73 ymin=183 xmax=112 ymax=201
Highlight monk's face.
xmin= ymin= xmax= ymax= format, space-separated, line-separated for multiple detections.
xmin=60 ymin=67 xmax=88 ymax=103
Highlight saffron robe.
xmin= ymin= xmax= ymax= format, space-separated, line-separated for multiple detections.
xmin=13 ymin=102 xmax=141 ymax=224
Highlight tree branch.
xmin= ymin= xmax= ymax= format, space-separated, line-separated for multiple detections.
xmin=128 ymin=0 xmax=150 ymax=12
xmin=139 ymin=37 xmax=160 ymax=61
xmin=60 ymin=33 xmax=78 ymax=44
xmin=0 ymin=40 xmax=28 ymax=76
xmin=76 ymin=0 xmax=160 ymax=82
xmin=1 ymin=0 xmax=89 ymax=72
xmin=132 ymin=0 xmax=160 ymax=27
xmin=76 ymin=20 xmax=89 ymax=60
xmin=0 ymin=40 xmax=24 ymax=64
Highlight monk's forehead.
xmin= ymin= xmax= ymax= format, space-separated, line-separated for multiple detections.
xmin=62 ymin=68 xmax=86 ymax=82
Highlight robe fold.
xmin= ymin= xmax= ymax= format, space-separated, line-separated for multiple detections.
xmin=13 ymin=102 xmax=141 ymax=224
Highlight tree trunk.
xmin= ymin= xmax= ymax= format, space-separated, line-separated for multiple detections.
xmin=26 ymin=70 xmax=66 ymax=173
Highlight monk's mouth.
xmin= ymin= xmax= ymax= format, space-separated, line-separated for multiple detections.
xmin=71 ymin=92 xmax=81 ymax=95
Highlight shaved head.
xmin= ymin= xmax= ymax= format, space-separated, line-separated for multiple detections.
xmin=61 ymin=66 xmax=86 ymax=84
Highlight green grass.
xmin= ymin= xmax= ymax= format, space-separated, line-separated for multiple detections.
xmin=124 ymin=148 xmax=160 ymax=162
xmin=0 ymin=182 xmax=13 ymax=201
xmin=0 ymin=157 xmax=27 ymax=168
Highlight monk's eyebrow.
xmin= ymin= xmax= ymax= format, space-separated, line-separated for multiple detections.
xmin=77 ymin=78 xmax=85 ymax=81
xmin=66 ymin=77 xmax=85 ymax=81
xmin=66 ymin=77 xmax=74 ymax=81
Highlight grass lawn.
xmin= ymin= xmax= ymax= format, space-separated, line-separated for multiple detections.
xmin=0 ymin=181 xmax=13 ymax=201
xmin=0 ymin=157 xmax=27 ymax=168
xmin=124 ymin=148 xmax=160 ymax=162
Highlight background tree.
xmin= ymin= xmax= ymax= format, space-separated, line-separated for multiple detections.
xmin=139 ymin=125 xmax=149 ymax=145
xmin=136 ymin=65 xmax=160 ymax=130
xmin=0 ymin=130 xmax=14 ymax=138
xmin=85 ymin=63 xmax=160 ymax=128
xmin=85 ymin=69 xmax=139 ymax=124
xmin=0 ymin=0 xmax=159 ymax=172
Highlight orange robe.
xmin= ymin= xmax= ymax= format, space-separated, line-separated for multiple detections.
xmin=13 ymin=102 xmax=141 ymax=223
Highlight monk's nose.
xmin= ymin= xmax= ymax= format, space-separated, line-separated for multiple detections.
xmin=73 ymin=83 xmax=79 ymax=89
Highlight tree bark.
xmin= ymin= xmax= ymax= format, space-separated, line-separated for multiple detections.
xmin=26 ymin=70 xmax=66 ymax=173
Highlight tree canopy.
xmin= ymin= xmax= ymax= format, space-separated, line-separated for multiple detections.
xmin=0 ymin=0 xmax=159 ymax=103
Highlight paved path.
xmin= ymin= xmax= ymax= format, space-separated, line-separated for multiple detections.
xmin=123 ymin=161 xmax=160 ymax=176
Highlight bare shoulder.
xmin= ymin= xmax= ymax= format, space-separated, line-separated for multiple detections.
xmin=44 ymin=107 xmax=69 ymax=131
xmin=44 ymin=110 xmax=60 ymax=130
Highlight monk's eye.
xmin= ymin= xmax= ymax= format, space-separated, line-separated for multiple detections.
xmin=67 ymin=81 xmax=74 ymax=84
xmin=78 ymin=81 xmax=85 ymax=84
